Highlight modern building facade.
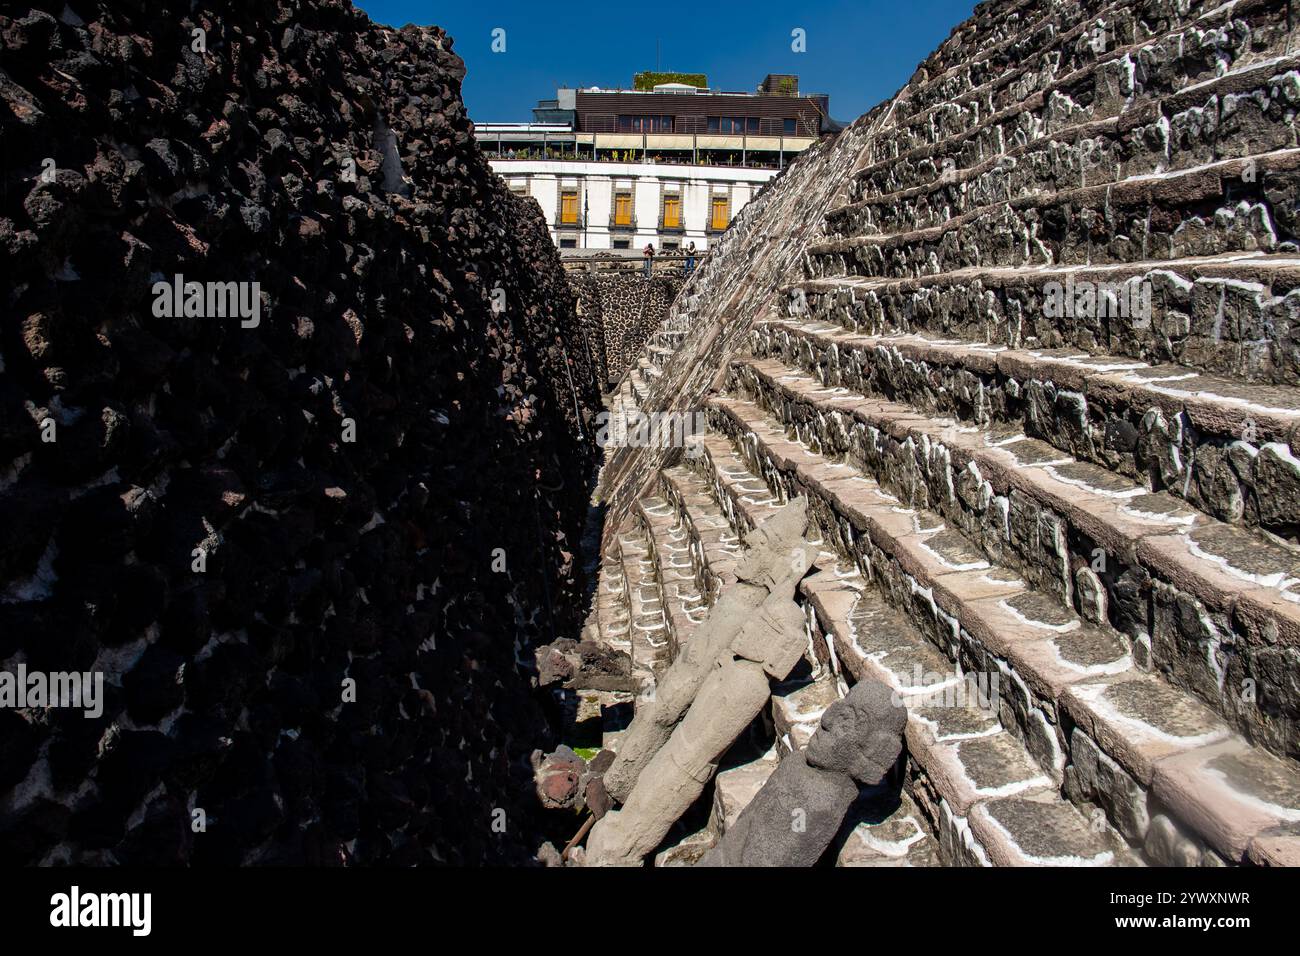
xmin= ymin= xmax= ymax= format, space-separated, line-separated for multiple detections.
xmin=497 ymin=158 xmax=773 ymax=251
xmin=479 ymin=74 xmax=833 ymax=251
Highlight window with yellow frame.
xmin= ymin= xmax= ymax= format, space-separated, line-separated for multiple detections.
xmin=662 ymin=193 xmax=681 ymax=229
xmin=613 ymin=192 xmax=633 ymax=226
xmin=560 ymin=190 xmax=579 ymax=225
xmin=710 ymin=195 xmax=729 ymax=231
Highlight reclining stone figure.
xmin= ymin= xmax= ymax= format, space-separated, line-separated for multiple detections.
xmin=583 ymin=499 xmax=818 ymax=866
xmin=696 ymin=678 xmax=906 ymax=867
xmin=601 ymin=498 xmax=816 ymax=803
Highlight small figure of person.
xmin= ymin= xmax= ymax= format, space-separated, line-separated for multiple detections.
xmin=643 ymin=242 xmax=655 ymax=278
xmin=684 ymin=241 xmax=697 ymax=276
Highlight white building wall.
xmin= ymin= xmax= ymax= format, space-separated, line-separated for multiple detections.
xmin=491 ymin=159 xmax=776 ymax=251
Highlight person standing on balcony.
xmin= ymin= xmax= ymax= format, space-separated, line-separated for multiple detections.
xmin=684 ymin=241 xmax=697 ymax=276
xmin=643 ymin=242 xmax=655 ymax=278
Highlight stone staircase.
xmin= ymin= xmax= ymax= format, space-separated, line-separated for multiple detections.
xmin=579 ymin=0 xmax=1300 ymax=867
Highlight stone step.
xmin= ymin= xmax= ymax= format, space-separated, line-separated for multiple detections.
xmin=837 ymin=54 xmax=1300 ymax=237
xmin=910 ymin=0 xmax=1080 ymax=82
xmin=619 ymin=369 xmax=648 ymax=410
xmin=866 ymin=0 xmax=1292 ymax=165
xmin=796 ymin=569 xmax=1133 ymax=866
xmin=836 ymin=789 xmax=943 ymax=866
xmin=883 ymin=0 xmax=1251 ymax=133
xmin=688 ymin=433 xmax=785 ymax=535
xmin=781 ymin=252 xmax=1300 ymax=387
xmin=808 ymin=149 xmax=1300 ymax=281
xmin=592 ymin=539 xmax=632 ymax=658
xmin=863 ymin=25 xmax=1298 ymax=197
xmin=887 ymin=0 xmax=1110 ymax=123
xmin=702 ymin=393 xmax=1300 ymax=863
xmin=771 ymin=673 xmax=843 ymax=757
xmin=655 ymin=328 xmax=688 ymax=350
xmin=752 ymin=317 xmax=1300 ymax=532
xmin=657 ymin=463 xmax=742 ymax=603
xmin=728 ymin=352 xmax=1300 ymax=756
xmin=616 ymin=523 xmax=671 ymax=687
xmin=708 ymin=746 xmax=780 ymax=839
xmin=634 ymin=495 xmax=708 ymax=657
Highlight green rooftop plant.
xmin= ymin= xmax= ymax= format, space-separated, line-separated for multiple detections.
xmin=634 ymin=72 xmax=708 ymax=91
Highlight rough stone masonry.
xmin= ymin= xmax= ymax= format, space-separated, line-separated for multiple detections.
xmin=565 ymin=0 xmax=1300 ymax=869
xmin=0 ymin=0 xmax=602 ymax=865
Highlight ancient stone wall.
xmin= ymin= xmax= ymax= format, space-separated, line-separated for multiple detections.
xmin=587 ymin=0 xmax=1300 ymax=869
xmin=569 ymin=272 xmax=683 ymax=386
xmin=595 ymin=110 xmax=882 ymax=527
xmin=0 ymin=0 xmax=600 ymax=864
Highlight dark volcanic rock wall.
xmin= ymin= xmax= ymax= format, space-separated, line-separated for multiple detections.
xmin=0 ymin=0 xmax=600 ymax=864
xmin=570 ymin=272 xmax=683 ymax=385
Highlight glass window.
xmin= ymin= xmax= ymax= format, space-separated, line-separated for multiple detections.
xmin=614 ymin=193 xmax=633 ymax=226
xmin=560 ymin=191 xmax=579 ymax=225
xmin=710 ymin=196 xmax=728 ymax=231
xmin=617 ymin=114 xmax=673 ymax=132
xmin=783 ymin=118 xmax=796 ymax=135
xmin=707 ymin=117 xmax=759 ymax=134
xmin=663 ymin=194 xmax=681 ymax=229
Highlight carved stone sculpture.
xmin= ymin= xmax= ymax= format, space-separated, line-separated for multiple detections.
xmin=601 ymin=498 xmax=816 ymax=802
xmin=583 ymin=499 xmax=818 ymax=865
xmin=696 ymin=678 xmax=906 ymax=867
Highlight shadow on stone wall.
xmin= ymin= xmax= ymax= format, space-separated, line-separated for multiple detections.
xmin=570 ymin=273 xmax=685 ymax=387
xmin=0 ymin=0 xmax=601 ymax=865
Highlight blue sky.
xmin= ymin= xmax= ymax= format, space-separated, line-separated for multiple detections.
xmin=353 ymin=0 xmax=980 ymax=124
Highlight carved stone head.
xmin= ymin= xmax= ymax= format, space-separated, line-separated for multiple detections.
xmin=804 ymin=678 xmax=906 ymax=785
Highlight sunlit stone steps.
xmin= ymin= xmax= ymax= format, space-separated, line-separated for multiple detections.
xmin=726 ymin=352 xmax=1300 ymax=757
xmin=836 ymin=790 xmax=943 ymax=866
xmin=700 ymin=388 xmax=1300 ymax=864
xmin=616 ymin=523 xmax=671 ymax=687
xmin=809 ymin=149 xmax=1300 ymax=283
xmin=835 ymin=57 xmax=1300 ymax=238
xmin=751 ymin=315 xmax=1300 ymax=503
xmin=679 ymin=423 xmax=1136 ymax=865
xmin=794 ymin=567 xmax=1132 ymax=866
xmin=864 ymin=0 xmax=1294 ymax=165
xmin=656 ymin=464 xmax=742 ymax=603
xmin=858 ymin=37 xmax=1300 ymax=203
xmin=780 ymin=253 xmax=1300 ymax=386
xmin=634 ymin=495 xmax=707 ymax=656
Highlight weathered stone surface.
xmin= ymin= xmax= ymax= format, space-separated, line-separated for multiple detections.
xmin=0 ymin=0 xmax=601 ymax=865
xmin=697 ymin=678 xmax=906 ymax=867
xmin=569 ymin=272 xmax=683 ymax=385
xmin=534 ymin=638 xmax=636 ymax=692
xmin=584 ymin=502 xmax=817 ymax=865
xmin=600 ymin=498 xmax=815 ymax=802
